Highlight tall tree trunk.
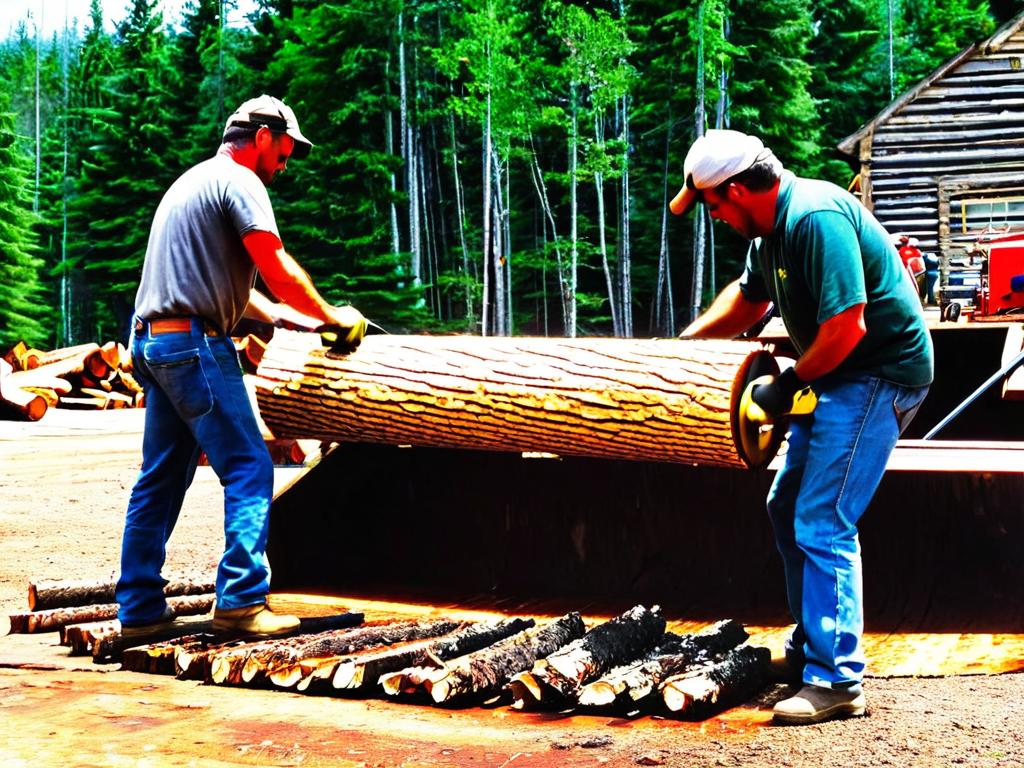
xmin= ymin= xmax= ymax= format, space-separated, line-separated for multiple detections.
xmin=528 ymin=135 xmax=568 ymax=333
xmin=491 ymin=148 xmax=506 ymax=336
xmin=482 ymin=87 xmax=493 ymax=336
xmin=399 ymin=12 xmax=421 ymax=292
xmin=61 ymin=4 xmax=71 ymax=345
xmin=594 ymin=113 xmax=619 ymax=336
xmin=568 ymin=88 xmax=579 ymax=338
xmin=619 ymin=94 xmax=633 ymax=338
xmin=690 ymin=1 xmax=708 ymax=324
xmin=449 ymin=109 xmax=473 ymax=330
xmin=655 ymin=106 xmax=675 ymax=336
xmin=386 ymin=59 xmax=401 ymax=257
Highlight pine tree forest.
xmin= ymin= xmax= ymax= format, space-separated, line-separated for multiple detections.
xmin=0 ymin=0 xmax=1020 ymax=347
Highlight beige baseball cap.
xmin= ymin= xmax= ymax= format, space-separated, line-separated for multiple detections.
xmin=669 ymin=130 xmax=771 ymax=215
xmin=223 ymin=95 xmax=313 ymax=159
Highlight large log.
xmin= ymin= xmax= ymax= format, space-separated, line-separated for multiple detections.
xmin=660 ymin=644 xmax=770 ymax=717
xmin=421 ymin=612 xmax=586 ymax=704
xmin=509 ymin=604 xmax=665 ymax=708
xmin=334 ymin=617 xmax=535 ymax=692
xmin=121 ymin=633 xmax=217 ymax=675
xmin=28 ymin=575 xmax=215 ymax=611
xmin=577 ymin=619 xmax=749 ymax=707
xmin=255 ymin=331 xmax=781 ymax=469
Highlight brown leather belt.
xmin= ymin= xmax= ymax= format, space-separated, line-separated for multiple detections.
xmin=135 ymin=317 xmax=220 ymax=336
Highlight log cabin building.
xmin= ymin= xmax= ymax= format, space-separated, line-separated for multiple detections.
xmin=838 ymin=11 xmax=1024 ymax=304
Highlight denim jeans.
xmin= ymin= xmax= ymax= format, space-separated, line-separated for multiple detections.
xmin=116 ymin=318 xmax=274 ymax=625
xmin=767 ymin=374 xmax=929 ymax=692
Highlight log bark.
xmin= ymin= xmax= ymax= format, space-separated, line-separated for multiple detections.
xmin=510 ymin=605 xmax=665 ymax=708
xmin=10 ymin=594 xmax=214 ymax=635
xmin=93 ymin=620 xmax=215 ymax=662
xmin=28 ymin=576 xmax=214 ymax=611
xmin=578 ymin=619 xmax=749 ymax=707
xmin=660 ymin=644 xmax=770 ymax=716
xmin=61 ymin=621 xmax=119 ymax=655
xmin=200 ymin=612 xmax=367 ymax=684
xmin=0 ymin=359 xmax=47 ymax=421
xmin=230 ymin=618 xmax=460 ymax=689
xmin=334 ymin=617 xmax=534 ymax=691
xmin=421 ymin=612 xmax=586 ymax=704
xmin=121 ymin=634 xmax=216 ymax=675
xmin=255 ymin=331 xmax=780 ymax=469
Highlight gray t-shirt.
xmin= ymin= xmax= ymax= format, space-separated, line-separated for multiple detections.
xmin=135 ymin=153 xmax=279 ymax=335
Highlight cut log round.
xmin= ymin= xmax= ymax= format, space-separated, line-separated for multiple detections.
xmin=578 ymin=619 xmax=749 ymax=707
xmin=0 ymin=359 xmax=47 ymax=421
xmin=660 ymin=644 xmax=770 ymax=717
xmin=255 ymin=331 xmax=782 ymax=469
xmin=422 ymin=612 xmax=586 ymax=704
xmin=331 ymin=617 xmax=534 ymax=692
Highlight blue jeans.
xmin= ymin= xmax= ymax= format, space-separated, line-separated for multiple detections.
xmin=116 ymin=318 xmax=274 ymax=625
xmin=767 ymin=375 xmax=928 ymax=692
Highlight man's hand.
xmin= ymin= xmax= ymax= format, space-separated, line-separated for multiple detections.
xmin=746 ymin=368 xmax=806 ymax=422
xmin=318 ymin=305 xmax=367 ymax=354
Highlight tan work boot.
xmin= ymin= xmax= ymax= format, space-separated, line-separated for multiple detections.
xmin=773 ymin=684 xmax=867 ymax=725
xmin=212 ymin=602 xmax=300 ymax=638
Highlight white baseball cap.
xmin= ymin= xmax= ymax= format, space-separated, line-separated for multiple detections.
xmin=223 ymin=95 xmax=313 ymax=159
xmin=669 ymin=130 xmax=772 ymax=215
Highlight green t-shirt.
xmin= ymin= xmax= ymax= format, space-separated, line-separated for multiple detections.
xmin=739 ymin=173 xmax=933 ymax=387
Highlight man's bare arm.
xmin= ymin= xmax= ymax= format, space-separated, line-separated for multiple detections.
xmin=680 ymin=279 xmax=772 ymax=339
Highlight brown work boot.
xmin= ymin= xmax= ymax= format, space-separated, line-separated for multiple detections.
xmin=120 ymin=607 xmax=181 ymax=639
xmin=212 ymin=602 xmax=300 ymax=638
xmin=773 ymin=684 xmax=867 ymax=725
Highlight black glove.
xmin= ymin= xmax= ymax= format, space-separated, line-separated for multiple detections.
xmin=750 ymin=367 xmax=806 ymax=418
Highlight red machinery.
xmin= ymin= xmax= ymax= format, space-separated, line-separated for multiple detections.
xmin=981 ymin=233 xmax=1024 ymax=316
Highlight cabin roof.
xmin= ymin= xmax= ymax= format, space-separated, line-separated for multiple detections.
xmin=837 ymin=12 xmax=1024 ymax=157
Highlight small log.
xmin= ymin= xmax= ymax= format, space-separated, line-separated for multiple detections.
xmin=422 ymin=612 xmax=586 ymax=704
xmin=121 ymin=633 xmax=217 ymax=675
xmin=80 ymin=387 xmax=134 ymax=408
xmin=2 ymin=341 xmax=29 ymax=370
xmin=93 ymin=620 xmax=215 ymax=663
xmin=260 ymin=619 xmax=463 ymax=690
xmin=11 ymin=594 xmax=214 ymax=635
xmin=21 ymin=342 xmax=101 ymax=370
xmin=0 ymin=359 xmax=47 ymax=421
xmin=29 ymin=575 xmax=214 ymax=611
xmin=578 ymin=619 xmax=749 ymax=707
xmin=661 ymin=644 xmax=770 ymax=717
xmin=512 ymin=605 xmax=665 ymax=707
xmin=334 ymin=617 xmax=535 ymax=692
xmin=62 ymin=621 xmax=119 ymax=655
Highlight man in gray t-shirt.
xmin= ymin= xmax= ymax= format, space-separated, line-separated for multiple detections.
xmin=117 ymin=95 xmax=366 ymax=639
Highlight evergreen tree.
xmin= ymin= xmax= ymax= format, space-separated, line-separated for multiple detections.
xmin=0 ymin=105 xmax=47 ymax=347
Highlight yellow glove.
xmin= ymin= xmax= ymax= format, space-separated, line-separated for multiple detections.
xmin=317 ymin=305 xmax=367 ymax=354
xmin=741 ymin=373 xmax=817 ymax=425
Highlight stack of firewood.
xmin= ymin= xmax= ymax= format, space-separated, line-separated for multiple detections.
xmin=6 ymin=576 xmax=217 ymax=657
xmin=31 ymin=600 xmax=769 ymax=720
xmin=0 ymin=341 xmax=143 ymax=420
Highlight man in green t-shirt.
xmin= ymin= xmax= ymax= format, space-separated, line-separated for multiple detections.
xmin=672 ymin=129 xmax=933 ymax=724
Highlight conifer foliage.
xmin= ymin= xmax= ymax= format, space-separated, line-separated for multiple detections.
xmin=0 ymin=0 xmax=1016 ymax=347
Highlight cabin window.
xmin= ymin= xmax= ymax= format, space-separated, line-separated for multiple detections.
xmin=959 ymin=195 xmax=1024 ymax=235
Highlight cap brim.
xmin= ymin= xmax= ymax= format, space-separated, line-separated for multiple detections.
xmin=289 ymin=135 xmax=312 ymax=159
xmin=669 ymin=185 xmax=698 ymax=216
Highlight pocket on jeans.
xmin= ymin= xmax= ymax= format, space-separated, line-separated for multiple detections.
xmin=893 ymin=385 xmax=929 ymax=435
xmin=144 ymin=345 xmax=214 ymax=420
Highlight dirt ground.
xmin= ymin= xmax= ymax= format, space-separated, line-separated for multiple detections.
xmin=1 ymin=410 xmax=1023 ymax=767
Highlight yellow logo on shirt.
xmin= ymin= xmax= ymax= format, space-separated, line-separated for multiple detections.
xmin=777 ymin=267 xmax=788 ymax=281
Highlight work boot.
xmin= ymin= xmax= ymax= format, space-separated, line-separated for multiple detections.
xmin=120 ymin=607 xmax=181 ymax=639
xmin=212 ymin=602 xmax=300 ymax=638
xmin=773 ymin=684 xmax=867 ymax=725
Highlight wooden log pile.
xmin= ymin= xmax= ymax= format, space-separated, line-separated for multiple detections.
xmin=1 ymin=341 xmax=142 ymax=419
xmin=101 ymin=604 xmax=769 ymax=720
